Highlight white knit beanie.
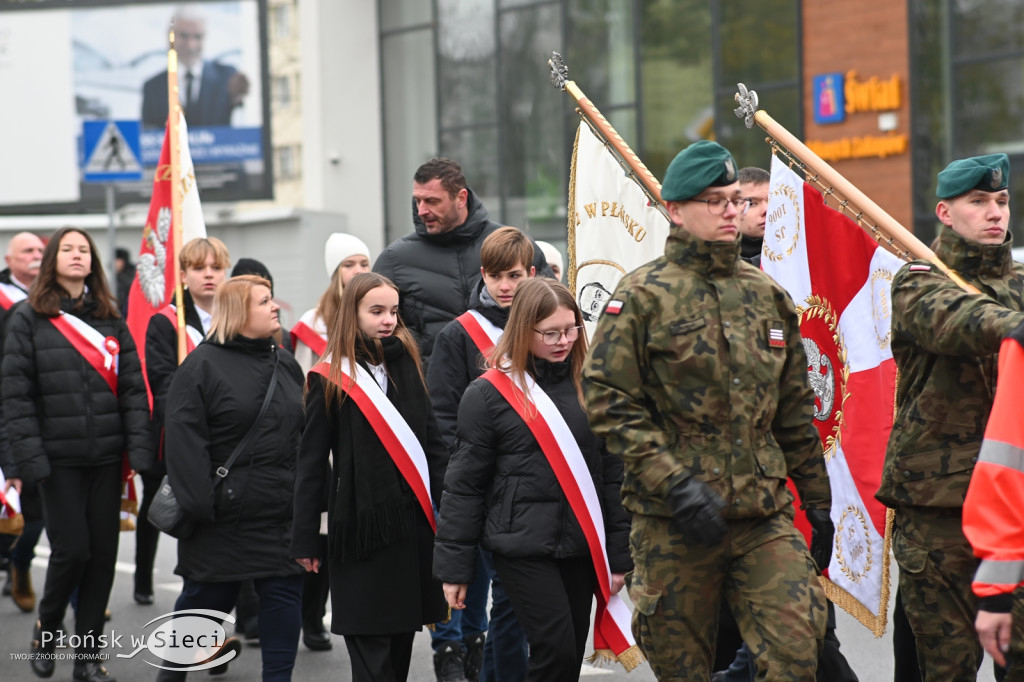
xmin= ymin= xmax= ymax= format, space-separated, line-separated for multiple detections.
xmin=324 ymin=233 xmax=371 ymax=277
xmin=535 ymin=240 xmax=563 ymax=282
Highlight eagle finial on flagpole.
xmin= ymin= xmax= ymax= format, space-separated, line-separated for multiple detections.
xmin=548 ymin=52 xmax=569 ymax=91
xmin=734 ymin=83 xmax=759 ymax=129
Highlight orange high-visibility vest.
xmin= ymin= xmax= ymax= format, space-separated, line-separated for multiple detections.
xmin=964 ymin=332 xmax=1024 ymax=598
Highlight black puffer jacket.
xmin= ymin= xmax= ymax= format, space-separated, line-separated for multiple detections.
xmin=1 ymin=297 xmax=151 ymax=484
xmin=165 ymin=336 xmax=305 ymax=582
xmin=0 ymin=273 xmax=29 ymax=477
xmin=433 ymin=358 xmax=631 ymax=584
xmin=141 ymin=290 xmax=206 ymax=474
xmin=426 ymin=278 xmax=509 ymax=451
xmin=373 ymin=188 xmax=551 ymax=368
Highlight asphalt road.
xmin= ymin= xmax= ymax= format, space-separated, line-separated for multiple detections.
xmin=0 ymin=525 xmax=999 ymax=681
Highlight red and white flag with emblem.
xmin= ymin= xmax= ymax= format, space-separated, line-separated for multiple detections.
xmin=122 ymin=112 xmax=206 ymax=531
xmin=761 ymin=154 xmax=900 ymax=634
xmin=125 ymin=112 xmax=207 ymax=396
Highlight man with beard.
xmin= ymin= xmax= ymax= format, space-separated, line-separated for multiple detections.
xmin=373 ymin=158 xmax=551 ymax=371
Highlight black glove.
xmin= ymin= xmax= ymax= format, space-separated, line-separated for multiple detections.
xmin=805 ymin=508 xmax=834 ymax=572
xmin=667 ymin=477 xmax=727 ymax=546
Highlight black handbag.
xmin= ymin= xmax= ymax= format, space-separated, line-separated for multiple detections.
xmin=148 ymin=353 xmax=281 ymax=539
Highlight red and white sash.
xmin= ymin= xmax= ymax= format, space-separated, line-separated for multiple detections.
xmin=310 ymin=358 xmax=436 ymax=532
xmin=482 ymin=368 xmax=643 ymax=670
xmin=0 ymin=466 xmax=21 ymax=518
xmin=48 ymin=312 xmax=120 ymax=395
xmin=158 ymin=305 xmax=204 ymax=352
xmin=291 ymin=316 xmax=328 ymax=358
xmin=0 ymin=282 xmax=27 ymax=311
xmin=455 ymin=310 xmax=502 ymax=357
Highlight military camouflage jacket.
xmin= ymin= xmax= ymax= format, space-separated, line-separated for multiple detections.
xmin=877 ymin=226 xmax=1024 ymax=509
xmin=582 ymin=228 xmax=830 ymax=519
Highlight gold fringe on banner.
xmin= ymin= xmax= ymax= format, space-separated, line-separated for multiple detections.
xmin=566 ymin=123 xmax=581 ymax=298
xmin=819 ymin=507 xmax=894 ymax=637
xmin=586 ymin=643 xmax=646 ymax=672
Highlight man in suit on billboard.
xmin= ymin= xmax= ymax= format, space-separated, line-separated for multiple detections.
xmin=141 ymin=6 xmax=250 ymax=129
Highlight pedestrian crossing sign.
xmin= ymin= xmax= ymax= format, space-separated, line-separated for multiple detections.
xmin=82 ymin=120 xmax=143 ymax=183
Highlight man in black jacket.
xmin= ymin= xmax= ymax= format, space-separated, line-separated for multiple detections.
xmin=373 ymin=158 xmax=551 ymax=371
xmin=0 ymin=232 xmax=46 ymax=613
xmin=736 ymin=166 xmax=769 ymax=267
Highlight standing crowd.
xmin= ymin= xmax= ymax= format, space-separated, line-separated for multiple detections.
xmin=0 ymin=147 xmax=1022 ymax=682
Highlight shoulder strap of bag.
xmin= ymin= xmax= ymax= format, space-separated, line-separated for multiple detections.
xmin=212 ymin=350 xmax=281 ymax=487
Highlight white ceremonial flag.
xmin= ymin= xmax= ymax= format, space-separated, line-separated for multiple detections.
xmin=568 ymin=122 xmax=670 ymax=339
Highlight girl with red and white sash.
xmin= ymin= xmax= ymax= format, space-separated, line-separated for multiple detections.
xmin=433 ymin=278 xmax=635 ymax=679
xmin=2 ymin=228 xmax=150 ymax=682
xmin=290 ymin=233 xmax=371 ymax=374
xmin=291 ymin=272 xmax=448 ymax=681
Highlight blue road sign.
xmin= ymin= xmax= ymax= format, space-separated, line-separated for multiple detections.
xmin=82 ymin=120 xmax=143 ymax=183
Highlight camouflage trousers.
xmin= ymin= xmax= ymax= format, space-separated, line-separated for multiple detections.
xmin=893 ymin=506 xmax=1024 ymax=682
xmin=627 ymin=509 xmax=826 ymax=681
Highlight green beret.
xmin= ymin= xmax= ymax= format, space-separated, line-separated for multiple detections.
xmin=661 ymin=140 xmax=738 ymax=201
xmin=936 ymin=153 xmax=1009 ymax=199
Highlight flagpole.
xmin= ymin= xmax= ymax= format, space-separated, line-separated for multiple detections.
xmin=168 ymin=29 xmax=188 ymax=364
xmin=734 ymin=84 xmax=980 ymax=296
xmin=548 ymin=52 xmax=670 ymax=223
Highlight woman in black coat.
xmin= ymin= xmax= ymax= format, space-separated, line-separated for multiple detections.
xmin=433 ymin=278 xmax=632 ymax=680
xmin=2 ymin=227 xmax=150 ymax=682
xmin=162 ymin=275 xmax=305 ymax=681
xmin=291 ymin=272 xmax=448 ymax=682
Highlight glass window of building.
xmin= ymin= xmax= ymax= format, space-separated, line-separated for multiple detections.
xmin=378 ymin=0 xmax=800 ymax=244
xmin=271 ymin=3 xmax=291 ymax=40
xmin=272 ymin=75 xmax=291 ymax=108
xmin=911 ymin=0 xmax=1024 ymax=241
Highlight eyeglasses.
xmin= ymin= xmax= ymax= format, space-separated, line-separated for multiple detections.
xmin=690 ymin=197 xmax=749 ymax=216
xmin=742 ymin=198 xmax=763 ymax=215
xmin=534 ymin=326 xmax=583 ymax=345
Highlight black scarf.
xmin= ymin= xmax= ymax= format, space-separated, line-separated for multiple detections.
xmin=329 ymin=335 xmax=429 ymax=562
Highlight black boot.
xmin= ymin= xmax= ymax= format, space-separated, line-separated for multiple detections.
xmin=433 ymin=641 xmax=468 ymax=682
xmin=302 ymin=620 xmax=332 ymax=651
xmin=72 ymin=661 xmax=117 ymax=682
xmin=30 ymin=620 xmax=55 ymax=678
xmin=203 ymin=636 xmax=241 ymax=676
xmin=463 ymin=633 xmax=485 ymax=682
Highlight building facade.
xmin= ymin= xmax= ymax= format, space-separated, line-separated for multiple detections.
xmin=371 ymin=0 xmax=1024 ymax=248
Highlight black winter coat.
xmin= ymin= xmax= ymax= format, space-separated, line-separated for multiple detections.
xmin=0 ymin=272 xmax=29 ymax=478
xmin=142 ymin=289 xmax=206 ymax=474
xmin=165 ymin=336 xmax=305 ymax=582
xmin=433 ymin=358 xmax=632 ymax=584
xmin=373 ymin=187 xmax=551 ymax=368
xmin=1 ymin=296 xmax=151 ymax=484
xmin=426 ymin=278 xmax=509 ymax=451
xmin=291 ymin=342 xmax=448 ymax=635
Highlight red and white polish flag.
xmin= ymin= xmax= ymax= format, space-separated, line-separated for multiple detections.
xmin=761 ymin=154 xmax=900 ymax=634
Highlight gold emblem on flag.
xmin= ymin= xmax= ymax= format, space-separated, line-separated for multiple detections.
xmin=797 ymin=295 xmax=850 ymax=461
xmin=764 ymin=181 xmax=801 ymax=263
xmin=871 ymin=267 xmax=894 ymax=350
xmin=834 ymin=504 xmax=874 ymax=584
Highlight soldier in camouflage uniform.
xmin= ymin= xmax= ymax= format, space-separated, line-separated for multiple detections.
xmin=582 ymin=140 xmax=833 ymax=681
xmin=876 ymin=153 xmax=1024 ymax=681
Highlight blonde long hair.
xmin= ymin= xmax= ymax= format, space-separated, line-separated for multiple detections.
xmin=207 ymin=275 xmax=272 ymax=344
xmin=490 ymin=278 xmax=587 ymax=407
xmin=321 ymin=272 xmax=423 ymax=406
